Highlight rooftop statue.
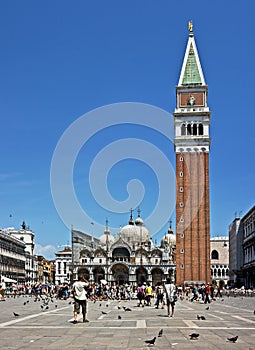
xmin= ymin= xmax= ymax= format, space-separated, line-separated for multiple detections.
xmin=188 ymin=21 xmax=193 ymax=32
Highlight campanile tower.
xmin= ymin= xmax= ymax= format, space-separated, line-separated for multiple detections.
xmin=174 ymin=22 xmax=211 ymax=286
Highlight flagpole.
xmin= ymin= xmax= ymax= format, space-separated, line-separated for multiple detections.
xmin=71 ymin=224 xmax=74 ymax=283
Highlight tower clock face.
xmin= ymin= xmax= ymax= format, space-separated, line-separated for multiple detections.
xmin=179 ymin=93 xmax=204 ymax=107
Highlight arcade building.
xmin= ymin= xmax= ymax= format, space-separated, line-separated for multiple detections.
xmin=72 ymin=210 xmax=176 ymax=286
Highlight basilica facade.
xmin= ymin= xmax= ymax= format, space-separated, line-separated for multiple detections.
xmin=72 ymin=210 xmax=176 ymax=287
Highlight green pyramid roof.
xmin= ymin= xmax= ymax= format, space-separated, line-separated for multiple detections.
xmin=182 ymin=43 xmax=202 ymax=85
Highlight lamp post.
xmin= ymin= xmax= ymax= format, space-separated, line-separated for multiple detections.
xmin=71 ymin=224 xmax=74 ymax=284
xmin=140 ymin=224 xmax=142 ymax=267
xmin=105 ymin=218 xmax=109 ymax=284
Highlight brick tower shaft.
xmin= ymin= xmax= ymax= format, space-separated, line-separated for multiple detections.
xmin=174 ymin=22 xmax=211 ymax=286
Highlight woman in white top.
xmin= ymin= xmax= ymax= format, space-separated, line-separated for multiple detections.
xmin=164 ymin=278 xmax=176 ymax=317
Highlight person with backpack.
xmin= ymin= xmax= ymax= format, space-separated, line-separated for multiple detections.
xmin=164 ymin=278 xmax=176 ymax=317
xmin=155 ymin=282 xmax=164 ymax=309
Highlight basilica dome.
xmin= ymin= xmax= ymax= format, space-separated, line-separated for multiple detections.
xmin=99 ymin=219 xmax=116 ymax=246
xmin=99 ymin=233 xmax=115 ymax=246
xmin=120 ymin=224 xmax=150 ymax=243
xmin=119 ymin=209 xmax=151 ymax=244
xmin=161 ymin=226 xmax=176 ymax=247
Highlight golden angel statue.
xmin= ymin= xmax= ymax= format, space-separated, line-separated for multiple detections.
xmin=188 ymin=21 xmax=193 ymax=32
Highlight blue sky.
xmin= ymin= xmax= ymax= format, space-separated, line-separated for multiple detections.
xmin=1 ymin=1 xmax=254 ymax=259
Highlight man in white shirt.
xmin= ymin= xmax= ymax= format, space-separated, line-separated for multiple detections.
xmin=72 ymin=274 xmax=90 ymax=323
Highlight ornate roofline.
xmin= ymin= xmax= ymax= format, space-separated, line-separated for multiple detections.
xmin=111 ymin=236 xmax=132 ymax=252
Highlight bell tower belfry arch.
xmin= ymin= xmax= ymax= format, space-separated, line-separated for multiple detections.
xmin=174 ymin=22 xmax=211 ymax=286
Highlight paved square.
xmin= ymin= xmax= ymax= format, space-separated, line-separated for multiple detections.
xmin=0 ymin=295 xmax=254 ymax=349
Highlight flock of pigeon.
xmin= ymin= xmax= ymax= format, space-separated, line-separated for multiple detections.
xmin=12 ymin=297 xmax=246 ymax=346
xmin=143 ymin=304 xmax=241 ymax=346
xmin=96 ymin=299 xmax=242 ymax=346
xmin=144 ymin=332 xmax=238 ymax=346
xmin=12 ymin=294 xmax=60 ymax=318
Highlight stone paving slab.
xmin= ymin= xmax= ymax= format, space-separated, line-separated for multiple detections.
xmin=0 ymin=295 xmax=254 ymax=349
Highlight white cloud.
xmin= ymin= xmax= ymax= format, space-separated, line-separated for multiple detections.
xmin=34 ymin=243 xmax=56 ymax=260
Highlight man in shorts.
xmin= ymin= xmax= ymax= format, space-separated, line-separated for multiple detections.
xmin=72 ymin=274 xmax=90 ymax=323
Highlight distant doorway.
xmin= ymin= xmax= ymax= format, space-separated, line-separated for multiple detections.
xmin=111 ymin=263 xmax=129 ymax=285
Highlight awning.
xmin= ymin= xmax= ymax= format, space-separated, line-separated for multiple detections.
xmin=1 ymin=276 xmax=17 ymax=283
xmin=100 ymin=279 xmax=108 ymax=285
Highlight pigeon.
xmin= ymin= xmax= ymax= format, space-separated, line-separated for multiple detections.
xmin=118 ymin=306 xmax=121 ymax=309
xmin=106 ymin=304 xmax=109 ymax=307
xmin=227 ymin=336 xmax=238 ymax=343
xmin=144 ymin=337 xmax=156 ymax=345
xmin=23 ymin=301 xmax=27 ymax=305
xmin=158 ymin=329 xmax=163 ymax=337
xmin=41 ymin=305 xmax=44 ymax=309
xmin=197 ymin=315 xmax=206 ymax=320
xmin=205 ymin=306 xmax=209 ymax=310
xmin=13 ymin=312 xmax=20 ymax=317
xmin=124 ymin=307 xmax=132 ymax=312
xmin=118 ymin=315 xmax=122 ymax=319
xmin=55 ymin=305 xmax=58 ymax=308
xmin=189 ymin=333 xmax=199 ymax=340
xmin=254 ymin=310 xmax=255 ymax=315
xmin=101 ymin=311 xmax=107 ymax=315
xmin=68 ymin=301 xmax=72 ymax=304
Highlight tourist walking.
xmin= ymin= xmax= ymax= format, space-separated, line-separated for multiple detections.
xmin=137 ymin=283 xmax=145 ymax=307
xmin=155 ymin=282 xmax=164 ymax=309
xmin=164 ymin=278 xmax=176 ymax=317
xmin=204 ymin=283 xmax=211 ymax=304
xmin=145 ymin=282 xmax=153 ymax=306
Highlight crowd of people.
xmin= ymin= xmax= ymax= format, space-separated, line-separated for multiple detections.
xmin=70 ymin=275 xmax=178 ymax=322
xmin=1 ymin=276 xmax=254 ymax=323
xmin=0 ymin=276 xmax=180 ymax=320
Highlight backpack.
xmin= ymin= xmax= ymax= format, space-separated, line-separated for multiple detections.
xmin=157 ymin=286 xmax=164 ymax=295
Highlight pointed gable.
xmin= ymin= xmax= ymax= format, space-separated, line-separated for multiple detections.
xmin=178 ymin=31 xmax=206 ymax=86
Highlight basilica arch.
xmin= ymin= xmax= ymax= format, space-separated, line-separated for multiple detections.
xmin=136 ymin=266 xmax=148 ymax=284
xmin=111 ymin=263 xmax=129 ymax=285
xmin=92 ymin=266 xmax=105 ymax=283
xmin=112 ymin=246 xmax=130 ymax=263
xmin=151 ymin=267 xmax=164 ymax=286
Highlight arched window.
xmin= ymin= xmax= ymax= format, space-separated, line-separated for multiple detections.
xmin=187 ymin=124 xmax=192 ymax=135
xmin=211 ymin=250 xmax=219 ymax=260
xmin=193 ymin=124 xmax=197 ymax=135
xmin=218 ymin=269 xmax=221 ymax=277
xmin=181 ymin=124 xmax=186 ymax=136
xmin=198 ymin=123 xmax=203 ymax=135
